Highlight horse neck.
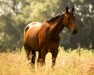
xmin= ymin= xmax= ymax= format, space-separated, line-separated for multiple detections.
xmin=55 ymin=24 xmax=64 ymax=37
xmin=50 ymin=16 xmax=64 ymax=37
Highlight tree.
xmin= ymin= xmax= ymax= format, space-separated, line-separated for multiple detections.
xmin=58 ymin=0 xmax=94 ymax=50
xmin=0 ymin=0 xmax=59 ymax=51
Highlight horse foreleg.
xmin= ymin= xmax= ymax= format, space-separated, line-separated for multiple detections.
xmin=51 ymin=47 xmax=58 ymax=67
xmin=41 ymin=49 xmax=47 ymax=65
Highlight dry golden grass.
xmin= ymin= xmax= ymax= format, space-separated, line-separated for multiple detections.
xmin=0 ymin=48 xmax=94 ymax=75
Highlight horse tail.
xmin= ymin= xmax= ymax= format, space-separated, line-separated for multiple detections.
xmin=24 ymin=23 xmax=32 ymax=36
xmin=24 ymin=26 xmax=29 ymax=33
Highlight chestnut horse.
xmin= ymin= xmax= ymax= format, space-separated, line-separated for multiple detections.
xmin=23 ymin=7 xmax=78 ymax=67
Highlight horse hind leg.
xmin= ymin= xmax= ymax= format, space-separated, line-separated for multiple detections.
xmin=24 ymin=44 xmax=36 ymax=67
xmin=37 ymin=47 xmax=48 ymax=66
xmin=31 ymin=50 xmax=36 ymax=65
xmin=37 ymin=51 xmax=42 ymax=65
xmin=24 ymin=44 xmax=32 ymax=60
xmin=24 ymin=45 xmax=36 ymax=65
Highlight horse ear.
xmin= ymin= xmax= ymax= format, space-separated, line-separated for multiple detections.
xmin=66 ymin=6 xmax=69 ymax=12
xmin=71 ymin=7 xmax=74 ymax=12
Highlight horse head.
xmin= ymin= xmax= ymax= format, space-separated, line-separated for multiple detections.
xmin=62 ymin=6 xmax=78 ymax=35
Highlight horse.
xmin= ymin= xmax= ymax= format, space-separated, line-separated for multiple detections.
xmin=23 ymin=6 xmax=78 ymax=67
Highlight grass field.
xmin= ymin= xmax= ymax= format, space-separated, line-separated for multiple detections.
xmin=0 ymin=47 xmax=94 ymax=75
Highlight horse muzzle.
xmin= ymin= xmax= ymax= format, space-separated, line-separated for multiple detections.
xmin=73 ymin=29 xmax=78 ymax=35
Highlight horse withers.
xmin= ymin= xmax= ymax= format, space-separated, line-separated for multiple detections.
xmin=23 ymin=6 xmax=78 ymax=67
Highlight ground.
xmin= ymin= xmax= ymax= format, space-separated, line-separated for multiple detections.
xmin=0 ymin=47 xmax=94 ymax=75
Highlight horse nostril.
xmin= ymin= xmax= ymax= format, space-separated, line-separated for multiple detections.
xmin=73 ymin=29 xmax=78 ymax=35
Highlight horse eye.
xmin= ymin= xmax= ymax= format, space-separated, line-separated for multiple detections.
xmin=67 ymin=16 xmax=70 ymax=19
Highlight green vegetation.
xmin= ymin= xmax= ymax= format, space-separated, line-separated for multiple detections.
xmin=0 ymin=0 xmax=94 ymax=50
xmin=0 ymin=48 xmax=94 ymax=75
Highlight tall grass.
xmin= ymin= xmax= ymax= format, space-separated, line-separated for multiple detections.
xmin=0 ymin=48 xmax=94 ymax=75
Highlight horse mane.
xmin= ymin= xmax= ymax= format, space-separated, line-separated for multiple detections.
xmin=46 ymin=14 xmax=61 ymax=22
